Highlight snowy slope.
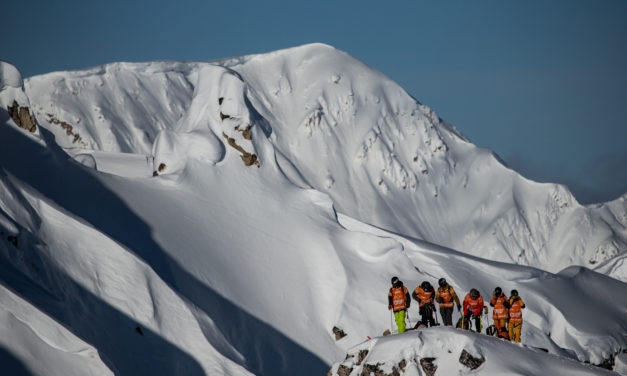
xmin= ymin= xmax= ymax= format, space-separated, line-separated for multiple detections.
xmin=329 ymin=328 xmax=616 ymax=376
xmin=23 ymin=44 xmax=627 ymax=279
xmin=0 ymin=43 xmax=626 ymax=376
xmin=336 ymin=213 xmax=627 ymax=366
xmin=0 ymin=281 xmax=112 ymax=376
xmin=222 ymin=44 xmax=627 ymax=277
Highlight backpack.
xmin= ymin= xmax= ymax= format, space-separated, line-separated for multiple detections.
xmin=390 ymin=286 xmax=407 ymax=311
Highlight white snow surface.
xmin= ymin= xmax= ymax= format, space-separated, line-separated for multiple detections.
xmin=0 ymin=44 xmax=625 ymax=375
xmin=330 ymin=328 xmax=615 ymax=376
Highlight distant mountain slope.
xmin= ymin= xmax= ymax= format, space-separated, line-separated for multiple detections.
xmin=23 ymin=44 xmax=627 ymax=279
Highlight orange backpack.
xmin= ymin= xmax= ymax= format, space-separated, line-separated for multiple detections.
xmin=416 ymin=287 xmax=434 ymax=306
xmin=391 ymin=286 xmax=408 ymax=311
xmin=509 ymin=298 xmax=524 ymax=322
xmin=465 ymin=294 xmax=483 ymax=313
xmin=491 ymin=295 xmax=509 ymax=320
xmin=438 ymin=286 xmax=454 ymax=308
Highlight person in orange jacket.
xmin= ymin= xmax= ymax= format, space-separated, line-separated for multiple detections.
xmin=435 ymin=278 xmax=461 ymax=327
xmin=413 ymin=281 xmax=436 ymax=327
xmin=490 ymin=287 xmax=511 ymax=340
xmin=508 ymin=289 xmax=526 ymax=342
xmin=388 ymin=276 xmax=411 ymax=333
xmin=463 ymin=288 xmax=488 ymax=332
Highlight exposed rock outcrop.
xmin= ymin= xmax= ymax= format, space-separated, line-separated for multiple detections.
xmin=419 ymin=357 xmax=437 ymax=376
xmin=332 ymin=326 xmax=347 ymax=340
xmin=46 ymin=114 xmax=82 ymax=144
xmin=222 ymin=132 xmax=260 ymax=167
xmin=459 ymin=349 xmax=485 ymax=370
xmin=7 ymin=100 xmax=36 ymax=132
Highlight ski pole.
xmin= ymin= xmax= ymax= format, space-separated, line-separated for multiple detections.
xmin=406 ymin=310 xmax=411 ymax=328
xmin=390 ymin=311 xmax=394 ymax=333
xmin=434 ymin=304 xmax=439 ymax=326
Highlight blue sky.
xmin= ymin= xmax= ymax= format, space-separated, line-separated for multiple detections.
xmin=3 ymin=0 xmax=626 ymax=204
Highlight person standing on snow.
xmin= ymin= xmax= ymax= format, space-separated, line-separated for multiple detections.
xmin=388 ymin=276 xmax=411 ymax=333
xmin=463 ymin=288 xmax=487 ymax=332
xmin=490 ymin=287 xmax=511 ymax=340
xmin=435 ymin=278 xmax=461 ymax=326
xmin=508 ymin=290 xmax=526 ymax=343
xmin=412 ymin=281 xmax=436 ymax=327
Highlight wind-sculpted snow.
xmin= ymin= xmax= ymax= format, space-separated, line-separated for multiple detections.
xmin=24 ymin=62 xmax=198 ymax=153
xmin=22 ymin=44 xmax=627 ymax=276
xmin=0 ymin=281 xmax=113 ymax=376
xmin=0 ymin=60 xmax=24 ymax=90
xmin=0 ymin=44 xmax=626 ymax=376
xmin=224 ymin=44 xmax=627 ymax=278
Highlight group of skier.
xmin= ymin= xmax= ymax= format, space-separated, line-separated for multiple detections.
xmin=387 ymin=276 xmax=526 ymax=342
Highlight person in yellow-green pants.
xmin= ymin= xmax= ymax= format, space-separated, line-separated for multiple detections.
xmin=508 ymin=290 xmax=526 ymax=342
xmin=388 ymin=276 xmax=411 ymax=333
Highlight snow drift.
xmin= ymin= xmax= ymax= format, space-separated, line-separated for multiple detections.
xmin=0 ymin=44 xmax=626 ymax=376
xmin=329 ymin=328 xmax=616 ymax=376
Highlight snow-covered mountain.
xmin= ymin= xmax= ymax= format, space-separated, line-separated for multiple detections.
xmin=19 ymin=44 xmax=627 ymax=278
xmin=1 ymin=44 xmax=626 ymax=375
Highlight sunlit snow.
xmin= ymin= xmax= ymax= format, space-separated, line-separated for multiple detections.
xmin=0 ymin=45 xmax=626 ymax=375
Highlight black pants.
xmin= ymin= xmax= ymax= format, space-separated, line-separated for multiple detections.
xmin=440 ymin=306 xmax=454 ymax=326
xmin=462 ymin=314 xmax=482 ymax=332
xmin=419 ymin=304 xmax=436 ymax=327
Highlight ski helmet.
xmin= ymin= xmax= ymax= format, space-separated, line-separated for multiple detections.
xmin=391 ymin=276 xmax=399 ymax=285
xmin=511 ymin=289 xmax=518 ymax=297
xmin=495 ymin=287 xmax=502 ymax=295
xmin=421 ymin=281 xmax=431 ymax=290
xmin=470 ymin=289 xmax=479 ymax=299
xmin=438 ymin=278 xmax=447 ymax=287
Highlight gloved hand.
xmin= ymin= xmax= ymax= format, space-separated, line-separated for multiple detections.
xmin=457 ymin=305 xmax=461 ymax=312
xmin=388 ymin=305 xmax=393 ymax=311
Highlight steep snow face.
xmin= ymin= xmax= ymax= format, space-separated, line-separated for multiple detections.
xmin=0 ymin=159 xmax=253 ymax=375
xmin=23 ymin=44 xmax=627 ymax=277
xmin=225 ymin=44 xmax=627 ymax=276
xmin=24 ymin=62 xmax=199 ymax=153
xmin=0 ymin=283 xmax=113 ymax=376
xmin=0 ymin=63 xmax=255 ymax=376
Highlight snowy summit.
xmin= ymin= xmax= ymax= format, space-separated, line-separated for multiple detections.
xmin=0 ymin=44 xmax=626 ymax=375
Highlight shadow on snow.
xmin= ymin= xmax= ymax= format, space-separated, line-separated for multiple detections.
xmin=0 ymin=113 xmax=328 ymax=376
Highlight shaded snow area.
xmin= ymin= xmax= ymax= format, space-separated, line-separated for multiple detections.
xmin=0 ymin=44 xmax=625 ymax=376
